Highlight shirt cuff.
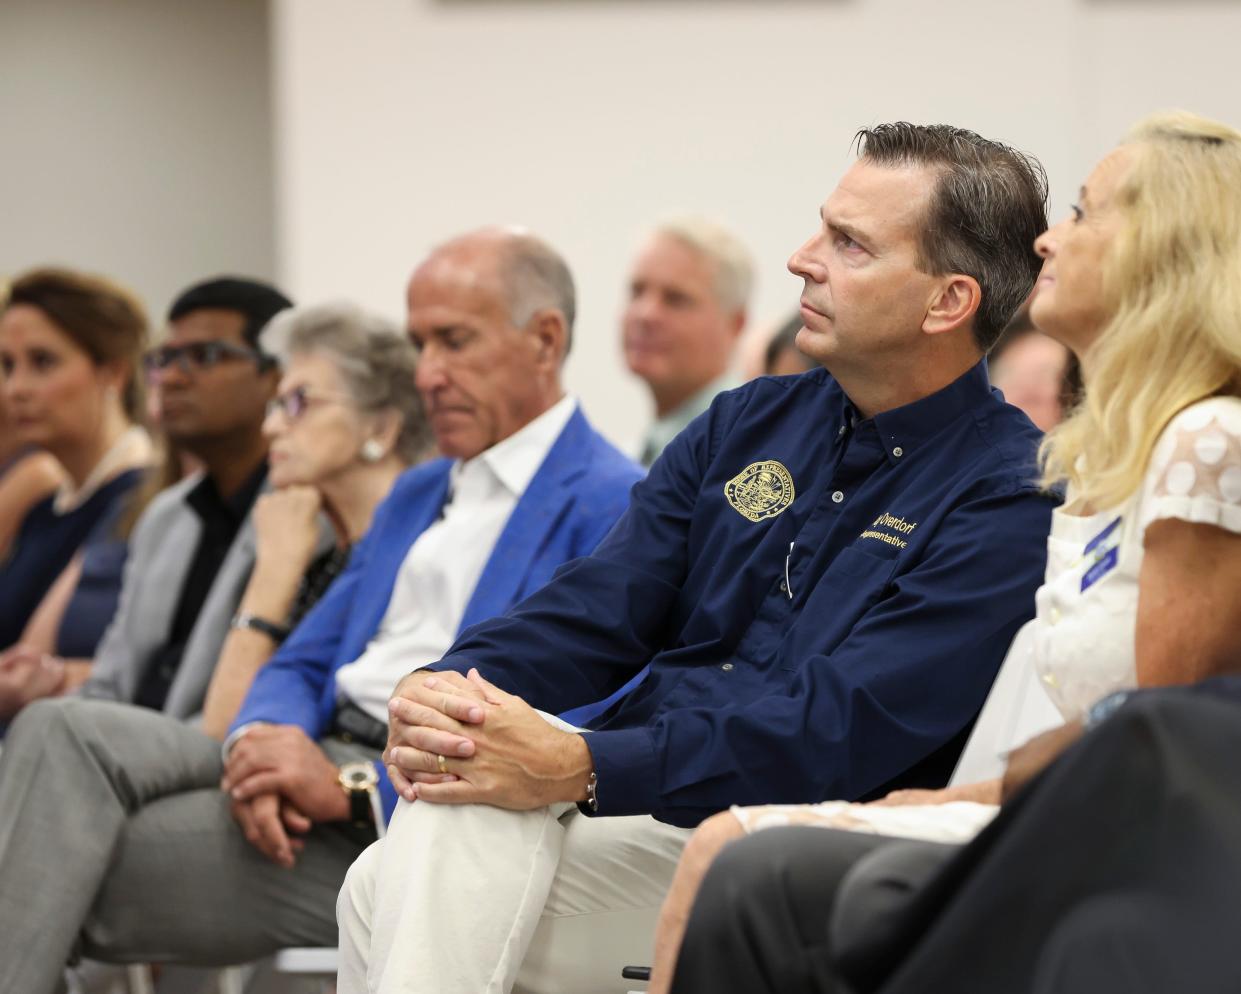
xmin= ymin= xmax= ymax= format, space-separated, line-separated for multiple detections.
xmin=581 ymin=725 xmax=660 ymax=817
xmin=222 ymin=721 xmax=270 ymax=763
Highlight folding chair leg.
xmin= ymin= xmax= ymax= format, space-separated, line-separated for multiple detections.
xmin=125 ymin=965 xmax=155 ymax=994
xmin=218 ymin=966 xmax=247 ymax=994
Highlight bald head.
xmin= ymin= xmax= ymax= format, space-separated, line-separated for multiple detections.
xmin=423 ymin=227 xmax=576 ymax=359
xmin=405 ymin=227 xmax=572 ymax=460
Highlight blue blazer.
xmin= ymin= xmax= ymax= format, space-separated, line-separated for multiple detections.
xmin=230 ymin=407 xmax=642 ymax=818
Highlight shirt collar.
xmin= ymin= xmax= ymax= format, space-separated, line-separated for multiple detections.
xmin=641 ymin=372 xmax=738 ymax=462
xmin=450 ymin=395 xmax=578 ymax=499
xmin=653 ymin=372 xmax=738 ymax=435
xmin=187 ymin=460 xmax=269 ymax=527
xmin=843 ymin=359 xmax=992 ymax=463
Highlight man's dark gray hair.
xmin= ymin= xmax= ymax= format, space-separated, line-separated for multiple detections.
xmin=855 ymin=122 xmax=1049 ymax=352
xmin=498 ymin=232 xmax=577 ymax=358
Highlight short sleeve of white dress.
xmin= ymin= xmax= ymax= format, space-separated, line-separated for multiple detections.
xmin=1140 ymin=397 xmax=1241 ymax=538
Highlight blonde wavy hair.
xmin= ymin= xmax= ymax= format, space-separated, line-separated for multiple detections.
xmin=1040 ymin=111 xmax=1241 ymax=509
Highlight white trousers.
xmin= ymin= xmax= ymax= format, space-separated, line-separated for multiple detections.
xmin=336 ymin=797 xmax=691 ymax=994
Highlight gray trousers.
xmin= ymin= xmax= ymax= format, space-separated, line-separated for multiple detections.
xmin=0 ymin=696 xmax=377 ymax=994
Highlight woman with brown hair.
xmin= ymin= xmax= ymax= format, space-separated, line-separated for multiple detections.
xmin=0 ymin=268 xmax=153 ymax=680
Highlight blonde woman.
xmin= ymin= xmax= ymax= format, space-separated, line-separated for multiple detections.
xmin=652 ymin=111 xmax=1241 ymax=994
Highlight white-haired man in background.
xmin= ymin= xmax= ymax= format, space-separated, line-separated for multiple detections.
xmin=622 ymin=217 xmax=755 ymax=466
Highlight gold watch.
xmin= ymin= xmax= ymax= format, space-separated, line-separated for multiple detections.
xmin=338 ymin=761 xmax=380 ymax=826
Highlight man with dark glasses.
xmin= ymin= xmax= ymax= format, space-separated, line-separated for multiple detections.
xmin=77 ymin=276 xmax=294 ymax=715
xmin=144 ymin=337 xmax=279 ymax=377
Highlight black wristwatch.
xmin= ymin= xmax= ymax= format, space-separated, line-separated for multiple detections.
xmin=230 ymin=612 xmax=291 ymax=644
xmin=338 ymin=761 xmax=380 ymax=826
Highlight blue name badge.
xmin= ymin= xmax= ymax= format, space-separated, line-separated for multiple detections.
xmin=1081 ymin=516 xmax=1122 ymax=593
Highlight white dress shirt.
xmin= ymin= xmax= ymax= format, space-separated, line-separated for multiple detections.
xmin=334 ymin=396 xmax=578 ymax=722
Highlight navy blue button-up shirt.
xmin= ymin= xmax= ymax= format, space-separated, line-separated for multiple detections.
xmin=434 ymin=360 xmax=1057 ymax=826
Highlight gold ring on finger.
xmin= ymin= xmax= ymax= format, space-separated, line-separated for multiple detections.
xmin=437 ymin=754 xmax=449 ymax=775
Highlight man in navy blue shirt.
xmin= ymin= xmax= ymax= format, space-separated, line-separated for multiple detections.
xmin=336 ymin=124 xmax=1059 ymax=994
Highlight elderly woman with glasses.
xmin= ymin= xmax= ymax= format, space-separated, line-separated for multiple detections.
xmin=198 ymin=301 xmax=430 ymax=736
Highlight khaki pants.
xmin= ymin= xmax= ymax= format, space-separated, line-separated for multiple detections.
xmin=337 ymin=797 xmax=692 ymax=994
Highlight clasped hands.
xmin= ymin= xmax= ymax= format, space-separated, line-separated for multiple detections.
xmin=221 ymin=724 xmax=350 ymax=869
xmin=0 ymin=645 xmax=65 ymax=719
xmin=384 ymin=667 xmax=592 ymax=811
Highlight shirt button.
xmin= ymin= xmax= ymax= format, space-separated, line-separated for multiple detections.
xmin=893 ymin=446 xmax=904 ymax=458
xmin=831 ymin=490 xmax=844 ymax=504
xmin=837 ymin=425 xmax=846 ymax=437
xmin=779 ymin=579 xmax=789 ymax=594
xmin=721 ymin=662 xmax=735 ymax=672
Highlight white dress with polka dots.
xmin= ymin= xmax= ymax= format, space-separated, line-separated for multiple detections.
xmin=1031 ymin=396 xmax=1241 ymax=721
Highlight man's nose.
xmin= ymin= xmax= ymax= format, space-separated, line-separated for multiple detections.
xmin=628 ymin=291 xmax=662 ymax=325
xmin=415 ymin=352 xmax=449 ymax=394
xmin=788 ymin=236 xmax=825 ymax=282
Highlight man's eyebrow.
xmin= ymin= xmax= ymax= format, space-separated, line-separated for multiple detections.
xmin=825 ymin=214 xmax=870 ymax=246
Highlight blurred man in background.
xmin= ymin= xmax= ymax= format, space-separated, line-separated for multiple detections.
xmin=622 ymin=217 xmax=754 ymax=465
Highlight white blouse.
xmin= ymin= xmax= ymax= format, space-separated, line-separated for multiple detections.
xmin=1033 ymin=396 xmax=1241 ymax=720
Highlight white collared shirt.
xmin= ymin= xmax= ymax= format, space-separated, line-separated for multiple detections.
xmin=333 ymin=396 xmax=577 ymax=722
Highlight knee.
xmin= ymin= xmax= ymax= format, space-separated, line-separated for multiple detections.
xmin=680 ymin=811 xmax=746 ymax=885
xmin=692 ymin=824 xmax=789 ymax=916
xmin=339 ymin=838 xmax=384 ymax=929
xmin=5 ymin=695 xmax=81 ymax=752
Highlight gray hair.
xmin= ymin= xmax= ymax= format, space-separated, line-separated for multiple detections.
xmin=650 ymin=216 xmax=755 ymax=315
xmin=260 ymin=301 xmax=429 ymax=463
xmin=496 ymin=231 xmax=577 ymax=357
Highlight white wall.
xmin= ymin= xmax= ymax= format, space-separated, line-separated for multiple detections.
xmin=0 ymin=0 xmax=276 ymax=322
xmin=9 ymin=1 xmax=1239 ymax=450
xmin=269 ymin=0 xmax=1241 ymax=453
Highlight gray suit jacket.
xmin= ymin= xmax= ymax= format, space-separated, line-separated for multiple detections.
xmin=80 ymin=472 xmax=330 ymax=720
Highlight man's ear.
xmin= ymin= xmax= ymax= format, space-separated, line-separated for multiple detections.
xmin=728 ymin=308 xmax=748 ymax=341
xmin=923 ymin=275 xmax=981 ymax=338
xmin=528 ymin=309 xmax=569 ymax=368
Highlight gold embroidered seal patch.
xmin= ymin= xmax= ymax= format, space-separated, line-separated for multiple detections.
xmin=724 ymin=460 xmax=795 ymax=522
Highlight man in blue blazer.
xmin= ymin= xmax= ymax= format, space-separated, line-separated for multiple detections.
xmin=226 ymin=386 xmax=641 ymax=821
xmin=0 ymin=228 xmax=643 ymax=993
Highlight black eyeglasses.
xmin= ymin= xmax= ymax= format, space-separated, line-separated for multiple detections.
xmin=266 ymin=384 xmax=351 ymax=421
xmin=144 ymin=340 xmax=275 ymax=375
